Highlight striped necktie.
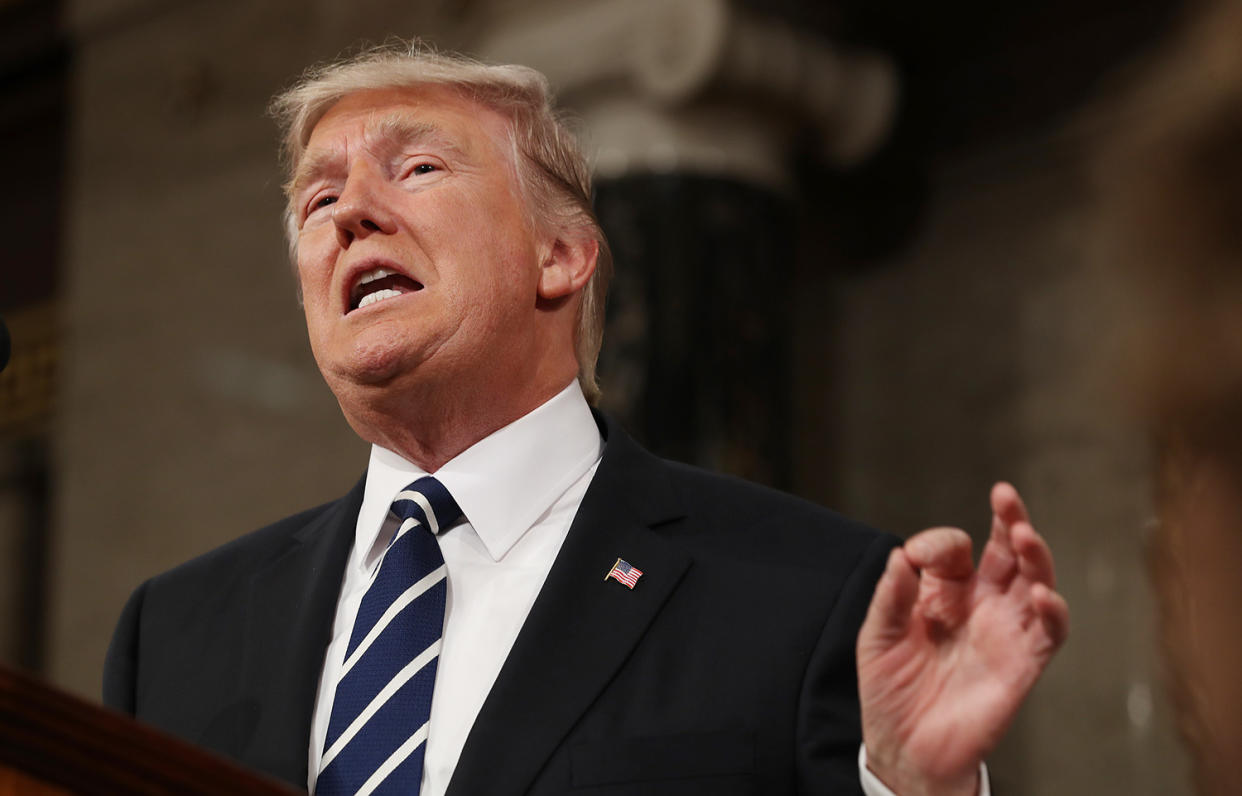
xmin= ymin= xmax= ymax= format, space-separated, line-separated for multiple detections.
xmin=316 ymin=476 xmax=461 ymax=796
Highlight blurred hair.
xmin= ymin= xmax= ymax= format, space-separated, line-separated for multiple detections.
xmin=1094 ymin=3 xmax=1242 ymax=793
xmin=1094 ymin=1 xmax=1242 ymax=436
xmin=269 ymin=43 xmax=612 ymax=405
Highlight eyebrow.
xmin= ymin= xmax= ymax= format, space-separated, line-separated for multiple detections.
xmin=290 ymin=115 xmax=467 ymax=200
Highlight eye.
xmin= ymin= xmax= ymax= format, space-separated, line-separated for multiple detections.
xmin=304 ymin=193 xmax=337 ymax=219
xmin=403 ymin=160 xmax=441 ymax=179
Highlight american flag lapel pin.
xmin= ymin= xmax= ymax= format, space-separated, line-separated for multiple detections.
xmin=605 ymin=557 xmax=643 ymax=589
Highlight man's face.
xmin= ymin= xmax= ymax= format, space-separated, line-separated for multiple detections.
xmin=291 ymin=86 xmax=549 ymax=406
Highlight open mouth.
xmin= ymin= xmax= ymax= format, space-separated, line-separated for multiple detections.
xmin=349 ymin=267 xmax=424 ymax=312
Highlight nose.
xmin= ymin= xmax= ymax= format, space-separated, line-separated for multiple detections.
xmin=331 ymin=163 xmax=398 ymax=247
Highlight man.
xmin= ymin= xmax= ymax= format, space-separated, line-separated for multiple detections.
xmin=104 ymin=46 xmax=1066 ymax=796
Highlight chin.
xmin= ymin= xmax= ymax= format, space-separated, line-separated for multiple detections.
xmin=319 ymin=333 xmax=421 ymax=387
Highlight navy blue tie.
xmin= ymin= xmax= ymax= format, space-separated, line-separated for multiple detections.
xmin=316 ymin=477 xmax=462 ymax=796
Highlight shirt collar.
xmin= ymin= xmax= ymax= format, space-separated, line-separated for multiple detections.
xmin=359 ymin=381 xmax=603 ymax=562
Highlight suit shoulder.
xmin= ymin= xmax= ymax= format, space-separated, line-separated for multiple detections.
xmin=144 ymin=495 xmax=347 ymax=595
xmin=659 ymin=456 xmax=882 ymax=532
xmin=655 ymin=457 xmax=897 ymax=562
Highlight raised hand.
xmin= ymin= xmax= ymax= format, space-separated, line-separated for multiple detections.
xmin=856 ymin=483 xmax=1069 ymax=796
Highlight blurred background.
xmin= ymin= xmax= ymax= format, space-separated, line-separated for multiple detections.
xmin=0 ymin=0 xmax=1202 ymax=792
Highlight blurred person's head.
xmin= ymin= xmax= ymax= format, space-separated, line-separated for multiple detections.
xmin=269 ymin=45 xmax=612 ymax=413
xmin=1095 ymin=2 xmax=1242 ymax=792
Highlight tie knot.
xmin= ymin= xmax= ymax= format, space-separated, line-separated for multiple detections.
xmin=391 ymin=476 xmax=462 ymax=535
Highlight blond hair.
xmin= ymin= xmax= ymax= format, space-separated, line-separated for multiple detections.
xmin=270 ymin=43 xmax=612 ymax=404
xmin=1095 ymin=4 xmax=1242 ymax=793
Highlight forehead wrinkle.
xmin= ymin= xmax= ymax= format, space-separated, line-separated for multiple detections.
xmin=291 ymin=111 xmax=475 ymax=201
xmin=371 ymin=115 xmax=468 ymax=160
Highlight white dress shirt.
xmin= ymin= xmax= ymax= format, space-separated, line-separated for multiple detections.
xmin=305 ymin=380 xmax=986 ymax=796
xmin=308 ymin=381 xmax=603 ymax=795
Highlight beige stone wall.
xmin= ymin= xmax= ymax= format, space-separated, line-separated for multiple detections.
xmin=50 ymin=0 xmax=463 ymax=699
xmin=49 ymin=1 xmax=1187 ymax=794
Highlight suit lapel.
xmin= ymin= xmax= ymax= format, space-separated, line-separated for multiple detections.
xmin=240 ymin=477 xmax=364 ymax=787
xmin=447 ymin=419 xmax=692 ymax=796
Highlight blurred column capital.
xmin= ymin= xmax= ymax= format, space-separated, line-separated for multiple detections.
xmin=470 ymin=0 xmax=899 ymax=189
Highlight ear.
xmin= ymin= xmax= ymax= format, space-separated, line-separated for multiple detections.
xmin=537 ymin=235 xmax=598 ymax=301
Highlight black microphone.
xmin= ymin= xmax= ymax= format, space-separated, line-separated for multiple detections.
xmin=0 ymin=314 xmax=9 ymax=374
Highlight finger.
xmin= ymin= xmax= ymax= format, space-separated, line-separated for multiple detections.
xmin=1031 ymin=582 xmax=1070 ymax=651
xmin=978 ymin=484 xmax=1023 ymax=587
xmin=859 ymin=547 xmax=920 ymax=646
xmin=978 ymin=530 xmax=1017 ymax=588
xmin=903 ymin=527 xmax=974 ymax=579
xmin=1013 ymin=521 xmax=1057 ymax=588
xmin=990 ymin=481 xmax=1030 ymax=527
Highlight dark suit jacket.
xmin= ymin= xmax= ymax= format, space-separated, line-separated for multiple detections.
xmin=104 ymin=416 xmax=898 ymax=795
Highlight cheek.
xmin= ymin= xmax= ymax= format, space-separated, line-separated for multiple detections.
xmin=473 ymin=254 xmax=540 ymax=329
xmin=429 ymin=211 xmax=540 ymax=311
xmin=295 ymin=262 xmax=337 ymax=353
xmin=295 ymin=236 xmax=336 ymax=303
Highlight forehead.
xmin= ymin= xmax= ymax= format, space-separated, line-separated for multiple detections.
xmin=300 ymin=85 xmax=514 ymax=170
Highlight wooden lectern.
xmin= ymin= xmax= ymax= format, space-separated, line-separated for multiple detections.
xmin=0 ymin=666 xmax=298 ymax=794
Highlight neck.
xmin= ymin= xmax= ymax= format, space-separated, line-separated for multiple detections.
xmin=339 ymin=370 xmax=577 ymax=472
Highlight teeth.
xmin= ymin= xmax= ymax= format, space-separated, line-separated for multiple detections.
xmin=357 ymin=267 xmax=393 ymax=286
xmin=357 ymin=288 xmax=403 ymax=309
